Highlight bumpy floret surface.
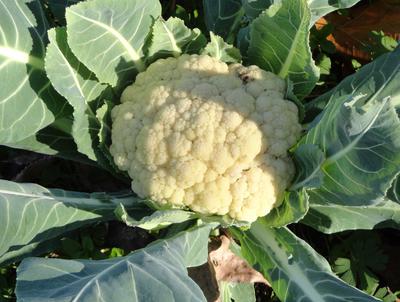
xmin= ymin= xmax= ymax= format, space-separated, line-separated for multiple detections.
xmin=110 ymin=54 xmax=302 ymax=222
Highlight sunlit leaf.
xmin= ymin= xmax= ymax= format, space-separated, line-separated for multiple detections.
xmin=66 ymin=0 xmax=161 ymax=87
xmin=16 ymin=224 xmax=214 ymax=302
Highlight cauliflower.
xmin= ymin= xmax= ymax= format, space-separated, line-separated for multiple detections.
xmin=110 ymin=54 xmax=302 ymax=222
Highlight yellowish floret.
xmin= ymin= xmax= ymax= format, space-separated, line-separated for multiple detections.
xmin=110 ymin=54 xmax=302 ymax=222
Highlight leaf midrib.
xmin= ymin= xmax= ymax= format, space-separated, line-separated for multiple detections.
xmin=68 ymin=9 xmax=144 ymax=70
xmin=252 ymin=224 xmax=327 ymax=301
xmin=160 ymin=20 xmax=180 ymax=54
xmin=278 ymin=1 xmax=308 ymax=78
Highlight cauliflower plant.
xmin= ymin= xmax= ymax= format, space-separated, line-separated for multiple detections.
xmin=110 ymin=54 xmax=302 ymax=222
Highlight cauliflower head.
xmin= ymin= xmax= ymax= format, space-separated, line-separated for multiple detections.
xmin=110 ymin=54 xmax=302 ymax=222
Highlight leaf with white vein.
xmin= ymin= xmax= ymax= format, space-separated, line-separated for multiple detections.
xmin=234 ymin=0 xmax=362 ymax=26
xmin=16 ymin=224 xmax=214 ymax=302
xmin=0 ymin=0 xmax=68 ymax=145
xmin=306 ymin=45 xmax=400 ymax=122
xmin=291 ymin=144 xmax=325 ymax=190
xmin=46 ymin=27 xmax=106 ymax=161
xmin=248 ymin=0 xmax=319 ymax=99
xmin=66 ymin=0 xmax=161 ymax=87
xmin=147 ymin=17 xmax=207 ymax=62
xmin=388 ymin=175 xmax=400 ymax=203
xmin=302 ymin=198 xmax=400 ymax=233
xmin=202 ymin=32 xmax=241 ymax=63
xmin=301 ymin=94 xmax=400 ymax=206
xmin=0 ymin=180 xmax=145 ymax=266
xmin=230 ymin=221 xmax=380 ymax=302
xmin=115 ymin=204 xmax=198 ymax=231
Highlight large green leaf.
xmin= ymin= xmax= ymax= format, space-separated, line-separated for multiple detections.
xmin=308 ymin=0 xmax=362 ymax=25
xmin=0 ymin=1 xmax=81 ymax=161
xmin=208 ymin=0 xmax=362 ymax=50
xmin=0 ymin=0 xmax=68 ymax=145
xmin=231 ymin=220 xmax=380 ymax=302
xmin=296 ymin=48 xmax=400 ymax=232
xmin=305 ymin=45 xmax=400 ymax=119
xmin=0 ymin=180 xmax=144 ymax=266
xmin=241 ymin=0 xmax=363 ymax=26
xmin=16 ymin=224 xmax=213 ymax=302
xmin=147 ymin=17 xmax=207 ymax=62
xmin=247 ymin=0 xmax=319 ymax=99
xmin=302 ymin=96 xmax=400 ymax=206
xmin=45 ymin=27 xmax=107 ymax=161
xmin=66 ymin=0 xmax=161 ymax=87
xmin=202 ymin=0 xmax=244 ymax=42
xmin=302 ymin=199 xmax=400 ymax=233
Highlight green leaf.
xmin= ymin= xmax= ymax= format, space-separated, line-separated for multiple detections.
xmin=248 ymin=0 xmax=319 ymax=99
xmin=285 ymin=78 xmax=306 ymax=121
xmin=6 ymin=120 xmax=76 ymax=157
xmin=302 ymin=198 xmax=400 ymax=233
xmin=375 ymin=287 xmax=399 ymax=302
xmin=291 ymin=144 xmax=325 ymax=190
xmin=116 ymin=203 xmax=248 ymax=230
xmin=241 ymin=0 xmax=274 ymax=20
xmin=202 ymin=32 xmax=242 ymax=63
xmin=0 ymin=180 xmax=144 ymax=266
xmin=302 ymin=94 xmax=400 ymax=206
xmin=115 ymin=204 xmax=198 ymax=231
xmin=108 ymin=247 xmax=125 ymax=258
xmin=46 ymin=27 xmax=107 ymax=161
xmin=308 ymin=0 xmax=362 ymax=25
xmin=16 ymin=224 xmax=213 ymax=301
xmin=231 ymin=221 xmax=380 ymax=302
xmin=0 ymin=2 xmax=84 ymax=162
xmin=66 ymin=0 xmax=161 ymax=87
xmin=202 ymin=0 xmax=244 ymax=42
xmin=219 ymin=282 xmax=256 ymax=302
xmin=316 ymin=53 xmax=331 ymax=75
xmin=263 ymin=190 xmax=309 ymax=227
xmin=147 ymin=17 xmax=206 ymax=62
xmin=305 ymin=45 xmax=400 ymax=119
xmin=218 ymin=0 xmax=362 ymax=30
xmin=235 ymin=0 xmax=360 ymax=25
xmin=0 ymin=0 xmax=68 ymax=145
